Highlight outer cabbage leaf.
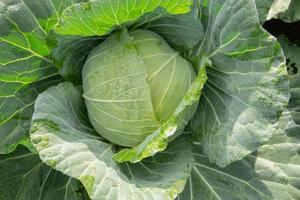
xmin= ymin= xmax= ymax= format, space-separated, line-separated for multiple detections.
xmin=146 ymin=13 xmax=203 ymax=52
xmin=134 ymin=0 xmax=203 ymax=51
xmin=277 ymin=36 xmax=300 ymax=126
xmin=0 ymin=146 xmax=89 ymax=200
xmin=54 ymin=0 xmax=194 ymax=36
xmin=51 ymin=35 xmax=102 ymax=84
xmin=0 ymin=76 xmax=62 ymax=154
xmin=0 ymin=0 xmax=81 ymax=153
xmin=191 ymin=0 xmax=290 ymax=167
xmin=30 ymin=82 xmax=194 ymax=200
xmin=277 ymin=36 xmax=300 ymax=137
xmin=254 ymin=0 xmax=274 ymax=23
xmin=267 ymin=0 xmax=300 ymax=23
xmin=178 ymin=111 xmax=300 ymax=200
xmin=255 ymin=0 xmax=300 ymax=23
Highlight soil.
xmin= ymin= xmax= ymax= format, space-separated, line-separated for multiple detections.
xmin=263 ymin=19 xmax=300 ymax=42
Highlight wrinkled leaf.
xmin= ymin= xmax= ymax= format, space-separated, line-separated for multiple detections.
xmin=0 ymin=146 xmax=89 ymax=200
xmin=267 ymin=0 xmax=300 ymax=23
xmin=0 ymin=0 xmax=79 ymax=153
xmin=191 ymin=0 xmax=290 ymax=167
xmin=30 ymin=82 xmax=194 ymax=200
xmin=55 ymin=0 xmax=194 ymax=36
xmin=179 ymin=111 xmax=300 ymax=200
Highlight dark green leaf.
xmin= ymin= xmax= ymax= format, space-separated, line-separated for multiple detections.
xmin=0 ymin=0 xmax=81 ymax=153
xmin=52 ymin=35 xmax=102 ymax=84
xmin=146 ymin=13 xmax=203 ymax=52
xmin=0 ymin=146 xmax=89 ymax=200
xmin=134 ymin=1 xmax=203 ymax=51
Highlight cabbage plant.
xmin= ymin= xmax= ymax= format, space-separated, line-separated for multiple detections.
xmin=0 ymin=0 xmax=299 ymax=200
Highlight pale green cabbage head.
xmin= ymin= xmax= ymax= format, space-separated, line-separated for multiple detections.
xmin=82 ymin=30 xmax=196 ymax=147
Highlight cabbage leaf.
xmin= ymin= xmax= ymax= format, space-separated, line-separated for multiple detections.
xmin=0 ymin=0 xmax=80 ymax=153
xmin=190 ymin=0 xmax=290 ymax=167
xmin=55 ymin=0 xmax=194 ymax=36
xmin=179 ymin=112 xmax=300 ymax=200
xmin=30 ymin=82 xmax=194 ymax=200
xmin=267 ymin=0 xmax=300 ymax=23
xmin=0 ymin=145 xmax=89 ymax=200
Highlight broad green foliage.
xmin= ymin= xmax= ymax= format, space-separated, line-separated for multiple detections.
xmin=267 ymin=0 xmax=300 ymax=23
xmin=82 ymin=29 xmax=197 ymax=148
xmin=278 ymin=36 xmax=300 ymax=126
xmin=55 ymin=0 xmax=194 ymax=36
xmin=0 ymin=0 xmax=298 ymax=199
xmin=0 ymin=146 xmax=89 ymax=200
xmin=190 ymin=0 xmax=290 ymax=167
xmin=0 ymin=0 xmax=80 ymax=153
xmin=179 ymin=111 xmax=300 ymax=200
xmin=254 ymin=0 xmax=274 ymax=23
xmin=0 ymin=76 xmax=62 ymax=154
xmin=30 ymin=82 xmax=194 ymax=200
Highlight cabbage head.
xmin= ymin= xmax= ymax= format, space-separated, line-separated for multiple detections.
xmin=82 ymin=30 xmax=197 ymax=147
